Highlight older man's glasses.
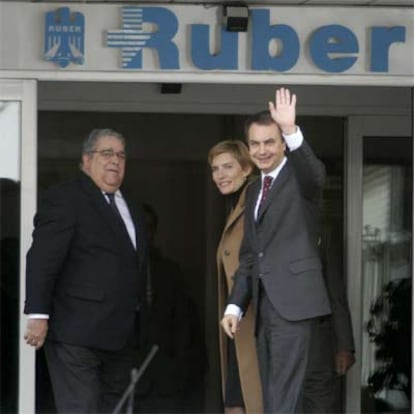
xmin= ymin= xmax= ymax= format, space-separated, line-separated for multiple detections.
xmin=89 ymin=149 xmax=127 ymax=160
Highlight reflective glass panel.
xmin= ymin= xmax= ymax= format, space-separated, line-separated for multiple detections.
xmin=361 ymin=136 xmax=412 ymax=413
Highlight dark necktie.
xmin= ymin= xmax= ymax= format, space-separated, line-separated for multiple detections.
xmin=106 ymin=193 xmax=137 ymax=251
xmin=258 ymin=175 xmax=273 ymax=212
xmin=106 ymin=192 xmax=123 ymax=221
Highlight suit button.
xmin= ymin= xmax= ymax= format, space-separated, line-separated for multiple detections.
xmin=258 ymin=252 xmax=264 ymax=258
xmin=224 ymin=250 xmax=230 ymax=256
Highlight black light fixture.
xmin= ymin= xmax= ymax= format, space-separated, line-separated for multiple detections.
xmin=160 ymin=83 xmax=182 ymax=94
xmin=223 ymin=4 xmax=249 ymax=32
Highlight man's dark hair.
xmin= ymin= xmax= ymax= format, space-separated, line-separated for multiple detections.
xmin=82 ymin=129 xmax=125 ymax=154
xmin=244 ymin=111 xmax=281 ymax=141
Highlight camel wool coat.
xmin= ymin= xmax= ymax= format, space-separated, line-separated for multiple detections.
xmin=217 ymin=184 xmax=263 ymax=414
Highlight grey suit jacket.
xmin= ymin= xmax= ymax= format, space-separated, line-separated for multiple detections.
xmin=229 ymin=140 xmax=331 ymax=322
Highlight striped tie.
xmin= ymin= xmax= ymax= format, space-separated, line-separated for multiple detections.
xmin=258 ymin=175 xmax=273 ymax=213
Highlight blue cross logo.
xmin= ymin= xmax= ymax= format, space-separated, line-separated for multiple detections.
xmin=106 ymin=7 xmax=179 ymax=69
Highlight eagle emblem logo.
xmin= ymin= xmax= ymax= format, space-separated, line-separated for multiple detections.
xmin=44 ymin=7 xmax=85 ymax=68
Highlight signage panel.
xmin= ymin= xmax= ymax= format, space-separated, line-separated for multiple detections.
xmin=0 ymin=3 xmax=413 ymax=83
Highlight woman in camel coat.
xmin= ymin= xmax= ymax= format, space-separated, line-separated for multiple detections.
xmin=209 ymin=140 xmax=263 ymax=414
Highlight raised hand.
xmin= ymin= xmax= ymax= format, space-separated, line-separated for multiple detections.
xmin=268 ymin=87 xmax=297 ymax=135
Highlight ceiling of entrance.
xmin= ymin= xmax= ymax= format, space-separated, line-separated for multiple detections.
xmin=6 ymin=0 xmax=414 ymax=7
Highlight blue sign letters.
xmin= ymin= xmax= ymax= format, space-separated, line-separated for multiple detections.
xmin=251 ymin=10 xmax=300 ymax=71
xmin=191 ymin=26 xmax=238 ymax=70
xmin=370 ymin=26 xmax=406 ymax=72
xmin=310 ymin=25 xmax=359 ymax=73
xmin=102 ymin=6 xmax=408 ymax=74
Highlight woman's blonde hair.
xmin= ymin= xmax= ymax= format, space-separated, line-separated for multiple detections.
xmin=208 ymin=140 xmax=254 ymax=172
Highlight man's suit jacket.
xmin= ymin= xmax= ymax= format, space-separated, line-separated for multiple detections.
xmin=229 ymin=140 xmax=331 ymax=322
xmin=24 ymin=172 xmax=148 ymax=351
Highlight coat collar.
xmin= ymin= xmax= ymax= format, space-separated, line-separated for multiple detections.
xmin=223 ymin=184 xmax=248 ymax=233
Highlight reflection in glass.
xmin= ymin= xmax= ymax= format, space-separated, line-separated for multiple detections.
xmin=361 ymin=137 xmax=412 ymax=413
xmin=0 ymin=101 xmax=21 ymax=413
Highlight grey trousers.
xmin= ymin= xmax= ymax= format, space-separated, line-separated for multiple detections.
xmin=256 ymin=290 xmax=313 ymax=414
xmin=303 ymin=318 xmax=341 ymax=413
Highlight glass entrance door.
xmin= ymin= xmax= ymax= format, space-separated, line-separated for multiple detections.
xmin=361 ymin=137 xmax=412 ymax=413
xmin=346 ymin=114 xmax=413 ymax=413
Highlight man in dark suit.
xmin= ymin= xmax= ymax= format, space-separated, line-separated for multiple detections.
xmin=221 ymin=88 xmax=331 ymax=413
xmin=23 ymin=129 xmax=148 ymax=413
xmin=304 ymin=226 xmax=355 ymax=413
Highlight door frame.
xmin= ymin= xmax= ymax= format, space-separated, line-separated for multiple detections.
xmin=1 ymin=79 xmax=38 ymax=413
xmin=345 ymin=114 xmax=413 ymax=413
